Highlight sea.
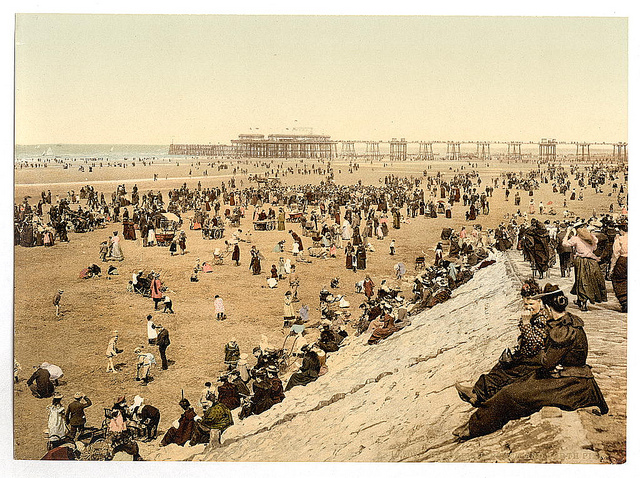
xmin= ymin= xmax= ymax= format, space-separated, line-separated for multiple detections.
xmin=15 ymin=144 xmax=172 ymax=162
xmin=15 ymin=142 xmax=616 ymax=163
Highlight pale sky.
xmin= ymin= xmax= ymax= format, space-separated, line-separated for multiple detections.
xmin=14 ymin=15 xmax=628 ymax=144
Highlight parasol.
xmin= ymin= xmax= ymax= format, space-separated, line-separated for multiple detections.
xmin=40 ymin=362 xmax=63 ymax=380
xmin=161 ymin=212 xmax=180 ymax=222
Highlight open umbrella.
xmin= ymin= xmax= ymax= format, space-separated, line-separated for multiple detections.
xmin=40 ymin=362 xmax=63 ymax=380
xmin=161 ymin=212 xmax=180 ymax=222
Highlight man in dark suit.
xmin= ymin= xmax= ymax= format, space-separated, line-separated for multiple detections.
xmin=156 ymin=325 xmax=171 ymax=370
xmin=65 ymin=393 xmax=92 ymax=440
xmin=26 ymin=366 xmax=54 ymax=398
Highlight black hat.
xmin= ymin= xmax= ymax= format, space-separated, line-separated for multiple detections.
xmin=532 ymin=283 xmax=563 ymax=299
xmin=520 ymin=279 xmax=541 ymax=298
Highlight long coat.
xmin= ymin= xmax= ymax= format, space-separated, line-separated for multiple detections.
xmin=364 ymin=278 xmax=375 ymax=298
xmin=150 ymin=278 xmax=163 ymax=299
xmin=218 ymin=382 xmax=241 ymax=410
xmin=284 ymin=351 xmax=321 ymax=391
xmin=27 ymin=368 xmax=54 ymax=398
xmin=467 ymin=312 xmax=608 ymax=438
xmin=160 ymin=408 xmax=196 ymax=447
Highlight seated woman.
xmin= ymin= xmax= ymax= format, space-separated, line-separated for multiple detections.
xmin=109 ymin=396 xmax=129 ymax=435
xmin=189 ymin=396 xmax=234 ymax=447
xmin=316 ymin=324 xmax=341 ymax=352
xmin=453 ymin=283 xmax=608 ymax=440
xmin=455 ymin=279 xmax=549 ymax=406
xmin=284 ymin=345 xmax=321 ymax=392
xmin=160 ymin=399 xmax=196 ymax=447
xmin=368 ymin=309 xmax=400 ymax=345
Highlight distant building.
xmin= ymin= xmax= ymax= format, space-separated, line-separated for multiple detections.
xmin=231 ymin=133 xmax=337 ymax=159
xmin=169 ymin=131 xmax=337 ymax=159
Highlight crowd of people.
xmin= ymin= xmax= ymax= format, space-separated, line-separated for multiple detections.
xmin=14 ymin=157 xmax=628 ymax=460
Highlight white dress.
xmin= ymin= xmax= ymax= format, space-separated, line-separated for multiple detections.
xmin=47 ymin=404 xmax=66 ymax=439
xmin=110 ymin=236 xmax=124 ymax=261
xmin=147 ymin=321 xmax=157 ymax=342
xmin=148 ymin=228 xmax=156 ymax=245
xmin=341 ymin=221 xmax=353 ymax=241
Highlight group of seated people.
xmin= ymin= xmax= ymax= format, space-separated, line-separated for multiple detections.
xmin=108 ymin=395 xmax=161 ymax=443
xmin=160 ymin=318 xmax=354 ymax=450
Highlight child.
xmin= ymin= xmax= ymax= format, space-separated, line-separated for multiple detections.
xmin=106 ymin=331 xmax=122 ymax=373
xmin=214 ymin=295 xmax=225 ymax=320
xmin=99 ymin=241 xmax=109 ymax=262
xmin=163 ymin=296 xmax=174 ymax=314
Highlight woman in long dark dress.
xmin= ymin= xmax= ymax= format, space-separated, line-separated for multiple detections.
xmin=249 ymin=246 xmax=261 ymax=275
xmin=345 ymin=243 xmax=354 ymax=270
xmin=285 ymin=346 xmax=321 ymax=391
xmin=609 ymin=223 xmax=627 ymax=312
xmin=356 ymin=245 xmax=367 ymax=270
xmin=123 ymin=221 xmax=136 ymax=240
xmin=453 ymin=284 xmax=608 ymax=440
xmin=562 ymin=227 xmax=607 ymax=311
xmin=455 ymin=280 xmax=549 ymax=407
xmin=232 ymin=243 xmax=240 ymax=266
xmin=526 ymin=219 xmax=551 ymax=279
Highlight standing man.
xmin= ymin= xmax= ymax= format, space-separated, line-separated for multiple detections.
xmin=53 ymin=290 xmax=63 ymax=318
xmin=65 ymin=392 xmax=92 ymax=441
xmin=156 ymin=324 xmax=171 ymax=370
